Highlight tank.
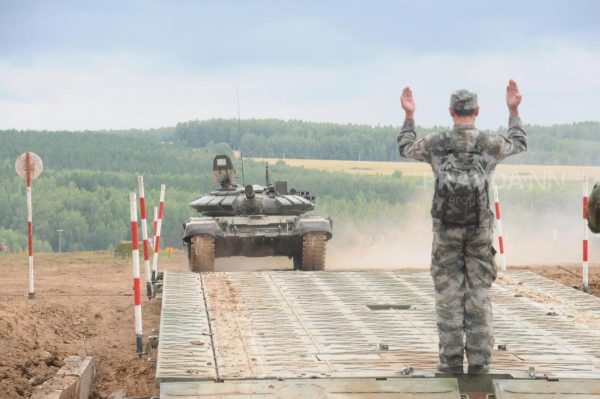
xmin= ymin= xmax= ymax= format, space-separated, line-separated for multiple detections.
xmin=182 ymin=154 xmax=333 ymax=272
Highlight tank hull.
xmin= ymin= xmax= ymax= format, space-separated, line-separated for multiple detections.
xmin=183 ymin=214 xmax=332 ymax=259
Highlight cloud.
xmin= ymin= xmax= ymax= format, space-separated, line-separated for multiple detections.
xmin=0 ymin=44 xmax=599 ymax=131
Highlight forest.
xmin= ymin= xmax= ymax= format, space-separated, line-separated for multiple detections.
xmin=0 ymin=130 xmax=417 ymax=253
xmin=0 ymin=117 xmax=595 ymax=253
xmin=174 ymin=119 xmax=600 ymax=165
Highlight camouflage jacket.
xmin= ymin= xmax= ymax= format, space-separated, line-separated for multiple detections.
xmin=397 ymin=117 xmax=527 ymax=224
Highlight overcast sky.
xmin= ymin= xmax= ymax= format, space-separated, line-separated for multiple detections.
xmin=1 ymin=0 xmax=599 ymax=130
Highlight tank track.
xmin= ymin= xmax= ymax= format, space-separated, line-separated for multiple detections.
xmin=299 ymin=232 xmax=327 ymax=271
xmin=189 ymin=234 xmax=215 ymax=273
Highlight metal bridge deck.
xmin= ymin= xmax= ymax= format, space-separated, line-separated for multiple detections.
xmin=156 ymin=270 xmax=600 ymax=388
xmin=160 ymin=378 xmax=462 ymax=399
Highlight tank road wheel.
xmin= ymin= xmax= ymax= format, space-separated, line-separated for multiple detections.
xmin=300 ymin=232 xmax=327 ymax=271
xmin=189 ymin=235 xmax=215 ymax=273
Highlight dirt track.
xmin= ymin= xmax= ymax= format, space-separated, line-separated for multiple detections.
xmin=0 ymin=251 xmax=598 ymax=398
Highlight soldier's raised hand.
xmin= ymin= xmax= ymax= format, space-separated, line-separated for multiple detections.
xmin=506 ymin=80 xmax=522 ymax=114
xmin=401 ymin=86 xmax=415 ymax=119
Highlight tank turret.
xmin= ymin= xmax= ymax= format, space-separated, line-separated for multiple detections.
xmin=190 ymin=155 xmax=315 ymax=217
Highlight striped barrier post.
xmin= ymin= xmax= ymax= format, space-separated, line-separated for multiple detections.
xmin=129 ymin=193 xmax=144 ymax=354
xmin=152 ymin=185 xmax=165 ymax=282
xmin=152 ymin=206 xmax=158 ymax=251
xmin=138 ymin=176 xmax=152 ymax=299
xmin=26 ymin=153 xmax=35 ymax=298
xmin=583 ymin=176 xmax=589 ymax=293
xmin=493 ymin=186 xmax=507 ymax=273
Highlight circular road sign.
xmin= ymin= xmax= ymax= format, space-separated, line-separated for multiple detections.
xmin=15 ymin=152 xmax=44 ymax=181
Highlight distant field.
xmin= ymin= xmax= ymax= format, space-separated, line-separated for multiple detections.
xmin=252 ymin=157 xmax=600 ymax=182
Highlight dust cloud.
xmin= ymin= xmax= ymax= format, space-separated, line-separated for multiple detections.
xmin=327 ymin=185 xmax=594 ymax=271
xmin=327 ymin=219 xmax=433 ymax=271
xmin=216 ymin=181 xmax=596 ymax=272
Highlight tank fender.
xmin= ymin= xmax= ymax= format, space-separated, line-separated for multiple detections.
xmin=183 ymin=219 xmax=223 ymax=243
xmin=294 ymin=218 xmax=333 ymax=240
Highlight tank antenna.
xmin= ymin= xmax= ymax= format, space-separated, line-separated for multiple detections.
xmin=265 ymin=162 xmax=270 ymax=186
xmin=237 ymin=85 xmax=245 ymax=186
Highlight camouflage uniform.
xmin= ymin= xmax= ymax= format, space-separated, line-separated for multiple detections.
xmin=588 ymin=183 xmax=600 ymax=234
xmin=397 ymin=90 xmax=527 ymax=369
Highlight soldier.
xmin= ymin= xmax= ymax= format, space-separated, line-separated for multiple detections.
xmin=397 ymin=80 xmax=527 ymax=374
xmin=589 ymin=183 xmax=600 ymax=234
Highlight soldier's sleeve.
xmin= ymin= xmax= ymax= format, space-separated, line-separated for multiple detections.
xmin=486 ymin=116 xmax=527 ymax=162
xmin=397 ymin=119 xmax=433 ymax=164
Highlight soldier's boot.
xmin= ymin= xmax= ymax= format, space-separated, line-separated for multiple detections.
xmin=437 ymin=364 xmax=464 ymax=374
xmin=467 ymin=364 xmax=489 ymax=375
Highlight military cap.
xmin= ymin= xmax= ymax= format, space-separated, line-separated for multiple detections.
xmin=588 ymin=182 xmax=600 ymax=233
xmin=450 ymin=89 xmax=478 ymax=111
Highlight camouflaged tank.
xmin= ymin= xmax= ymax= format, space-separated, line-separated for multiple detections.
xmin=183 ymin=155 xmax=332 ymax=272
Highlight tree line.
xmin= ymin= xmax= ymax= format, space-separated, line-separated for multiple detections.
xmin=174 ymin=118 xmax=600 ymax=165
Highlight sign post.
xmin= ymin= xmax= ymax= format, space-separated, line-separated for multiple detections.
xmin=15 ymin=152 xmax=44 ymax=299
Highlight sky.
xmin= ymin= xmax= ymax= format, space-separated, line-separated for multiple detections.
xmin=1 ymin=0 xmax=599 ymax=130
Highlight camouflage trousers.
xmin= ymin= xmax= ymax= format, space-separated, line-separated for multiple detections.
xmin=431 ymin=218 xmax=497 ymax=367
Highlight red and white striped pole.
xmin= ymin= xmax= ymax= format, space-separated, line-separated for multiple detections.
xmin=129 ymin=193 xmax=144 ymax=354
xmin=151 ymin=184 xmax=165 ymax=282
xmin=493 ymin=186 xmax=507 ymax=273
xmin=138 ymin=176 xmax=152 ymax=299
xmin=26 ymin=153 xmax=35 ymax=299
xmin=583 ymin=176 xmax=589 ymax=293
xmin=152 ymin=206 xmax=158 ymax=251
xmin=16 ymin=152 xmax=42 ymax=299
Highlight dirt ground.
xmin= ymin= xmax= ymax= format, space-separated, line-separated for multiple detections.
xmin=514 ymin=263 xmax=600 ymax=296
xmin=0 ymin=251 xmax=598 ymax=398
xmin=0 ymin=251 xmax=186 ymax=399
